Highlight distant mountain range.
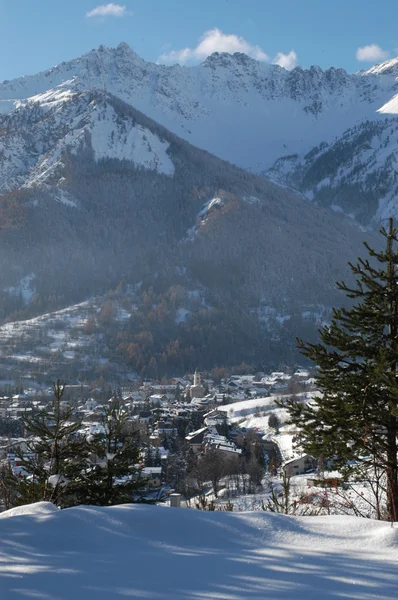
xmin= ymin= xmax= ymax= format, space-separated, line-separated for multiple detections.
xmin=2 ymin=43 xmax=398 ymax=224
xmin=1 ymin=45 xmax=397 ymax=173
xmin=0 ymin=44 xmax=391 ymax=371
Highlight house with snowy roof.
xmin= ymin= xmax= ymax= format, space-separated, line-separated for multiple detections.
xmin=139 ymin=466 xmax=162 ymax=489
xmin=185 ymin=427 xmax=208 ymax=453
xmin=294 ymin=369 xmax=310 ymax=378
xmin=283 ymin=454 xmax=316 ymax=477
xmin=203 ymin=431 xmax=242 ymax=456
xmin=170 ymin=377 xmax=187 ymax=387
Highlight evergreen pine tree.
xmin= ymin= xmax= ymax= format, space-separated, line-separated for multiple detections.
xmin=268 ymin=413 xmax=281 ymax=433
xmin=0 ymin=463 xmax=17 ymax=511
xmin=283 ymin=218 xmax=398 ymax=521
xmin=184 ymin=419 xmax=195 ymax=436
xmin=217 ymin=416 xmax=229 ymax=438
xmin=174 ymin=382 xmax=181 ymax=402
xmin=154 ymin=446 xmax=162 ymax=467
xmin=14 ymin=380 xmax=90 ymax=508
xmin=145 ymin=446 xmax=154 ymax=467
xmin=165 ymin=450 xmax=188 ymax=492
xmin=81 ymin=397 xmax=142 ymax=506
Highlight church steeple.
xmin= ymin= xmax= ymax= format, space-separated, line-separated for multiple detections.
xmin=190 ymin=369 xmax=204 ymax=399
xmin=194 ymin=369 xmax=201 ymax=387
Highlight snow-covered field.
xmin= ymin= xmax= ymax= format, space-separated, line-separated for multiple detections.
xmin=0 ymin=502 xmax=397 ymax=599
xmin=218 ymin=393 xmax=319 ymax=423
xmin=219 ymin=396 xmax=282 ymax=423
xmin=218 ymin=395 xmax=319 ymax=462
xmin=0 ymin=300 xmax=93 ymax=342
xmin=0 ymin=296 xmax=133 ymax=374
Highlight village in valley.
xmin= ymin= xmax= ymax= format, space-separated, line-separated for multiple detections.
xmin=0 ymin=365 xmax=334 ymax=512
xmin=3 ymin=4 xmax=398 ymax=597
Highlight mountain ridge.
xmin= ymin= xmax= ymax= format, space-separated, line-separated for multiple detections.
xmin=0 ymin=45 xmax=386 ymax=372
xmin=1 ymin=43 xmax=398 ymax=175
xmin=267 ymin=116 xmax=398 ymax=226
xmin=0 ymin=87 xmax=376 ymax=370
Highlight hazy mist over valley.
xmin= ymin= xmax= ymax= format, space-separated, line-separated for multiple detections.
xmin=2 ymin=4 xmax=398 ymax=600
xmin=1 ymin=40 xmax=395 ymax=380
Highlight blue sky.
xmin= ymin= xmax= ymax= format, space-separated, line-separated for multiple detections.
xmin=0 ymin=0 xmax=397 ymax=80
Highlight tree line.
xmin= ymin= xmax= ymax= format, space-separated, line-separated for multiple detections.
xmin=1 ymin=382 xmax=143 ymax=510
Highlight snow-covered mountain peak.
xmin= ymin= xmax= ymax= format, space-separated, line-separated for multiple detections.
xmin=89 ymin=102 xmax=174 ymax=176
xmin=115 ymin=41 xmax=136 ymax=54
xmin=268 ymin=116 xmax=398 ymax=226
xmin=2 ymin=44 xmax=398 ymax=174
xmin=201 ymin=51 xmax=262 ymax=70
xmin=0 ymin=43 xmax=146 ymax=104
xmin=362 ymin=57 xmax=398 ymax=77
xmin=0 ymin=51 xmax=384 ymax=356
xmin=20 ymin=86 xmax=76 ymax=111
xmin=0 ymin=90 xmax=175 ymax=194
xmin=91 ymin=41 xmax=145 ymax=66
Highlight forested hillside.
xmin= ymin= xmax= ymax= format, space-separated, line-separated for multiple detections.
xmin=0 ymin=89 xmax=377 ymax=372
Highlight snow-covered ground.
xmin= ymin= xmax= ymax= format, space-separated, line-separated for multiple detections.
xmin=90 ymin=104 xmax=175 ymax=176
xmin=218 ymin=395 xmax=301 ymax=439
xmin=217 ymin=393 xmax=322 ymax=464
xmin=6 ymin=274 xmax=35 ymax=305
xmin=0 ymin=299 xmax=95 ymax=368
xmin=0 ymin=502 xmax=397 ymax=599
xmin=219 ymin=396 xmax=281 ymax=423
xmin=0 ymin=300 xmax=92 ymax=342
xmin=219 ymin=393 xmax=319 ymax=424
xmin=0 ymin=297 xmax=129 ymax=375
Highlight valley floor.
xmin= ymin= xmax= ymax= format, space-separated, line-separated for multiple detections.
xmin=0 ymin=502 xmax=397 ymax=599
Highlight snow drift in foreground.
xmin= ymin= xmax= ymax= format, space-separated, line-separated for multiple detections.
xmin=0 ymin=502 xmax=397 ymax=599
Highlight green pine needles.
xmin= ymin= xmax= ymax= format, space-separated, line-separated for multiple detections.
xmin=12 ymin=381 xmax=91 ymax=507
xmin=283 ymin=218 xmax=398 ymax=521
xmin=11 ymin=383 xmax=142 ymax=508
xmin=81 ymin=396 xmax=142 ymax=506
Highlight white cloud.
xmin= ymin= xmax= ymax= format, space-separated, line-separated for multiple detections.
xmin=356 ymin=44 xmax=389 ymax=62
xmin=86 ymin=3 xmax=127 ymax=18
xmin=273 ymin=50 xmax=298 ymax=71
xmin=158 ymin=28 xmax=269 ymax=64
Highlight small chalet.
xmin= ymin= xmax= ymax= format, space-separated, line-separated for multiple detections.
xmin=185 ymin=427 xmax=208 ymax=453
xmin=139 ymin=466 xmax=162 ymax=489
xmin=283 ymin=454 xmax=316 ymax=477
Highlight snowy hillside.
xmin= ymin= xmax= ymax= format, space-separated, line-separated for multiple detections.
xmin=0 ymin=502 xmax=397 ymax=599
xmin=0 ymin=90 xmax=174 ymax=194
xmin=268 ymin=118 xmax=398 ymax=225
xmin=219 ymin=396 xmax=283 ymax=423
xmin=0 ymin=45 xmax=388 ymax=368
xmin=0 ymin=297 xmax=112 ymax=381
xmin=1 ymin=43 xmax=398 ymax=173
xmin=0 ymin=84 xmax=376 ymax=328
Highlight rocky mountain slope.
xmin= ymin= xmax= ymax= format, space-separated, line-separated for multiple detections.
xmin=0 ymin=86 xmax=370 ymax=302
xmin=1 ymin=43 xmax=398 ymax=176
xmin=268 ymin=117 xmax=398 ymax=226
xmin=261 ymin=58 xmax=398 ymax=226
xmin=0 ymin=85 xmax=377 ymax=370
xmin=0 ymin=45 xmax=389 ymax=371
